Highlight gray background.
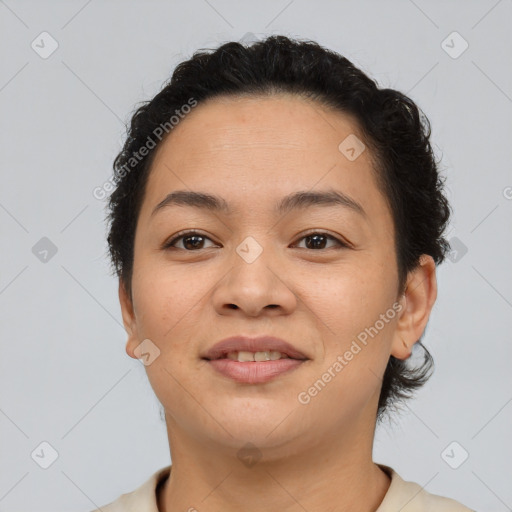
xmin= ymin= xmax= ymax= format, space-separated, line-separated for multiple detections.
xmin=1 ymin=0 xmax=511 ymax=510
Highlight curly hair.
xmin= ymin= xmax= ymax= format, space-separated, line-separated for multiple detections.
xmin=105 ymin=35 xmax=451 ymax=423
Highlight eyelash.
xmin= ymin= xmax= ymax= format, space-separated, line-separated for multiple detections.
xmin=162 ymin=230 xmax=349 ymax=251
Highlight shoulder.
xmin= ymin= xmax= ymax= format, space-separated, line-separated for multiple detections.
xmin=89 ymin=465 xmax=171 ymax=512
xmin=376 ymin=464 xmax=476 ymax=512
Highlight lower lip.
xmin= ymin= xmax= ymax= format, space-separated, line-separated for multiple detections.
xmin=206 ymin=358 xmax=306 ymax=384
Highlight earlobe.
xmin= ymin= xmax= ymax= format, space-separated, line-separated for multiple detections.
xmin=398 ymin=337 xmax=412 ymax=360
xmin=391 ymin=255 xmax=437 ymax=360
xmin=118 ymin=280 xmax=139 ymax=359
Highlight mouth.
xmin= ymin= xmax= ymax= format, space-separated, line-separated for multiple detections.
xmin=201 ymin=335 xmax=309 ymax=362
xmin=201 ymin=336 xmax=309 ymax=384
xmin=204 ymin=350 xmax=305 ymax=362
xmin=205 ymin=357 xmax=307 ymax=384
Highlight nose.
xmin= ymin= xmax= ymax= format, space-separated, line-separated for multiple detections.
xmin=212 ymin=245 xmax=298 ymax=318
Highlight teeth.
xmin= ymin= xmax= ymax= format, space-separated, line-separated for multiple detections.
xmin=225 ymin=350 xmax=289 ymax=362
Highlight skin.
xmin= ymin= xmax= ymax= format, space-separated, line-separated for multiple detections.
xmin=119 ymin=93 xmax=437 ymax=512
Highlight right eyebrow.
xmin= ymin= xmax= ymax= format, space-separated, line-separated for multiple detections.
xmin=151 ymin=190 xmax=231 ymax=218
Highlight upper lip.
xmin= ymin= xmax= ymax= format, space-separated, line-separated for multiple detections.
xmin=202 ymin=335 xmax=309 ymax=361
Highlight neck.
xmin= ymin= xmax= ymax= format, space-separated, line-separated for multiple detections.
xmin=157 ymin=413 xmax=390 ymax=512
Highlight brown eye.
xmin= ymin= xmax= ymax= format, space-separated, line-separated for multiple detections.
xmin=294 ymin=232 xmax=347 ymax=250
xmin=163 ymin=230 xmax=348 ymax=251
xmin=163 ymin=231 xmax=217 ymax=250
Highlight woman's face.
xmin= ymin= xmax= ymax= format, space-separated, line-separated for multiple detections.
xmin=120 ymin=94 xmax=415 ymax=457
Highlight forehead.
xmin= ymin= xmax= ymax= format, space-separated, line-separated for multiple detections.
xmin=138 ymin=93 xmax=388 ymax=224
xmin=154 ymin=93 xmax=365 ymax=162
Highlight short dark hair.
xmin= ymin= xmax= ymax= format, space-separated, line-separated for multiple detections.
xmin=105 ymin=35 xmax=451 ymax=423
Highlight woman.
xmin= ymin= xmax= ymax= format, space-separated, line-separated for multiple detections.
xmin=95 ymin=35 xmax=475 ymax=511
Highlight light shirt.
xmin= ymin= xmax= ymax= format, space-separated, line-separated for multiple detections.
xmin=92 ymin=463 xmax=475 ymax=511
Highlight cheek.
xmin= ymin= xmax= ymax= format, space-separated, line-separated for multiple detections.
xmin=298 ymin=260 xmax=398 ymax=405
xmin=299 ymin=261 xmax=396 ymax=335
xmin=132 ymin=263 xmax=208 ymax=411
xmin=131 ymin=260 xmax=208 ymax=337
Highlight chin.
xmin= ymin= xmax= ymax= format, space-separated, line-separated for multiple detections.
xmin=215 ymin=411 xmax=305 ymax=448
xmin=211 ymin=427 xmax=307 ymax=461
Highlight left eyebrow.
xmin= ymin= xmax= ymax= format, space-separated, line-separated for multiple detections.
xmin=276 ymin=189 xmax=366 ymax=217
xmin=150 ymin=188 xmax=366 ymax=218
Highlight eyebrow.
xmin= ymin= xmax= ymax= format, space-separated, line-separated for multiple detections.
xmin=150 ymin=188 xmax=366 ymax=218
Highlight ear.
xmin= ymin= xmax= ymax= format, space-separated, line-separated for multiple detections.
xmin=118 ymin=280 xmax=140 ymax=360
xmin=391 ymin=255 xmax=437 ymax=360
